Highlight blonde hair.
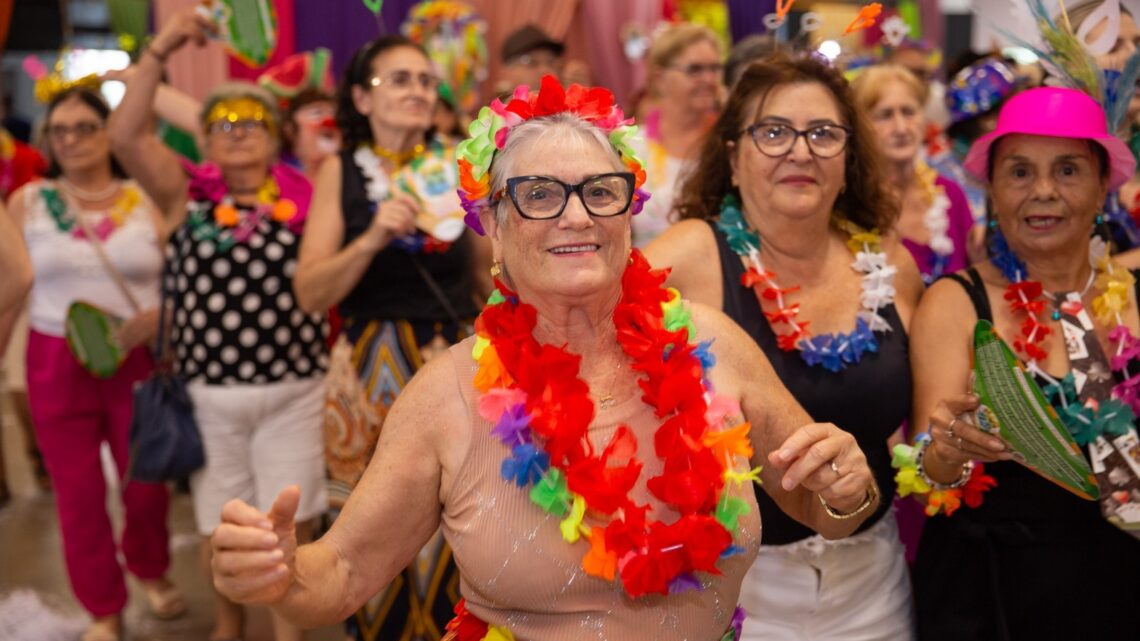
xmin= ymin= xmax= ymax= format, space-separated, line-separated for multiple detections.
xmin=1065 ymin=0 xmax=1133 ymax=29
xmin=647 ymin=23 xmax=722 ymax=70
xmin=850 ymin=64 xmax=928 ymax=114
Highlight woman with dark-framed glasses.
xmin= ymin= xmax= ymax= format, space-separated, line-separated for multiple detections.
xmin=210 ymin=74 xmax=877 ymax=641
xmin=108 ymin=10 xmax=329 ymax=641
xmin=291 ymin=35 xmax=488 ymax=641
xmin=646 ymin=53 xmax=923 ymax=640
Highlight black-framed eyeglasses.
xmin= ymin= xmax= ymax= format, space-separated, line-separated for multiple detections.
xmin=46 ymin=121 xmax=104 ymax=141
xmin=495 ymin=172 xmax=636 ymax=220
xmin=368 ymin=70 xmax=441 ymax=92
xmin=739 ymin=122 xmax=852 ymax=158
xmin=670 ymin=62 xmax=724 ymax=78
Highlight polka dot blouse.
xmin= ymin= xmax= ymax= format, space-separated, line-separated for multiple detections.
xmin=164 ymin=208 xmax=329 ymax=385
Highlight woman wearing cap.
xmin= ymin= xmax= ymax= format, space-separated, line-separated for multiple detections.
xmin=631 ymin=22 xmax=724 ymax=247
xmin=852 ymin=65 xmax=974 ymax=284
xmin=645 ymin=53 xmax=922 ymax=640
xmin=292 ymin=35 xmax=484 ymax=641
xmin=905 ymin=86 xmax=1140 ymax=640
xmin=209 ymin=75 xmax=879 ymax=641
xmin=109 ymin=11 xmax=328 ymax=641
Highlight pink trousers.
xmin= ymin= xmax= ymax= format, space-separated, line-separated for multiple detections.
xmin=26 ymin=330 xmax=171 ymax=617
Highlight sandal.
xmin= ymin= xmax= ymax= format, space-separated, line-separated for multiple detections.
xmin=81 ymin=619 xmax=122 ymax=641
xmin=142 ymin=581 xmax=187 ymax=620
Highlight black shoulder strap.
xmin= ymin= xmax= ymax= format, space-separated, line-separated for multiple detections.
xmin=940 ymin=267 xmax=993 ymax=323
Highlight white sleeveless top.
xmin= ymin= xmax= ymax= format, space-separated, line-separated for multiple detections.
xmin=23 ymin=180 xmax=163 ymax=336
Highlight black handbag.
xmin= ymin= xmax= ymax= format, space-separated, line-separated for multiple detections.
xmin=127 ymin=244 xmax=205 ymax=482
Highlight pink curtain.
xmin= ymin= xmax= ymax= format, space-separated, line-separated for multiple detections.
xmin=465 ymin=0 xmax=661 ymax=111
xmin=467 ymin=0 xmax=581 ymax=101
xmin=154 ymin=0 xmax=228 ymax=100
xmin=578 ymin=0 xmax=662 ymax=109
xmin=918 ymin=0 xmax=944 ymax=56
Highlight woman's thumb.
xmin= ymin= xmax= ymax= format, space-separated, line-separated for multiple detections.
xmin=267 ymin=485 xmax=301 ymax=532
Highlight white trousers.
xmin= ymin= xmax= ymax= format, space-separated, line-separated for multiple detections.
xmin=739 ymin=513 xmax=914 ymax=641
xmin=188 ymin=376 xmax=328 ymax=535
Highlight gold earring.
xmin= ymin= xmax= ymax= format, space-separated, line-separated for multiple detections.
xmin=490 ymin=261 xmax=502 ymax=277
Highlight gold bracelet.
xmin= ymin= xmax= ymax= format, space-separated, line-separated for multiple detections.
xmin=818 ymin=483 xmax=878 ymax=520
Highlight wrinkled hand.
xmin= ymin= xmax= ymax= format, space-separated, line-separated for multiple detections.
xmin=211 ymin=486 xmax=300 ymax=605
xmin=362 ymin=195 xmax=419 ymax=252
xmin=927 ymin=393 xmax=1011 ymax=470
xmin=116 ymin=308 xmax=158 ymax=352
xmin=767 ymin=422 xmax=874 ymax=514
xmin=150 ymin=9 xmax=215 ymax=57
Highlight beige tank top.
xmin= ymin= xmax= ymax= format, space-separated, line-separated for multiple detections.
xmin=441 ymin=337 xmax=762 ymax=641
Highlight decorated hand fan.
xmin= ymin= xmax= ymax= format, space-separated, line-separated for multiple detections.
xmin=971 ymin=320 xmax=1099 ymax=500
xmin=395 ymin=146 xmax=466 ymax=242
xmin=65 ymin=301 xmax=126 ymax=379
xmin=197 ymin=0 xmax=278 ymax=67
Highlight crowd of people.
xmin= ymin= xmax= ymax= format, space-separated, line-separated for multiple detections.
xmin=2 ymin=2 xmax=1140 ymax=641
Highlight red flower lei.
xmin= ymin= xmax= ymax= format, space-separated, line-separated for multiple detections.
xmin=472 ymin=250 xmax=757 ymax=598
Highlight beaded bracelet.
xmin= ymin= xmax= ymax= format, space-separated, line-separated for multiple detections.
xmin=891 ymin=433 xmax=996 ymax=516
xmin=914 ymin=435 xmax=976 ymax=490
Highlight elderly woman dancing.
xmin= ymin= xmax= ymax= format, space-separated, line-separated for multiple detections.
xmin=208 ymin=77 xmax=879 ymax=640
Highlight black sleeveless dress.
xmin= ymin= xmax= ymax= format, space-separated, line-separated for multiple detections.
xmin=914 ymin=268 xmax=1140 ymax=641
xmin=710 ymin=221 xmax=911 ymax=543
xmin=334 ymin=146 xmax=476 ymax=641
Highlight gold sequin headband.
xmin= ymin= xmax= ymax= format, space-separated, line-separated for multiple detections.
xmin=203 ymin=97 xmax=277 ymax=135
xmin=34 ymin=73 xmax=103 ymax=104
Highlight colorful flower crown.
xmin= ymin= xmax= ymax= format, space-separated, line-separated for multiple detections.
xmin=456 ymin=75 xmax=648 ymax=235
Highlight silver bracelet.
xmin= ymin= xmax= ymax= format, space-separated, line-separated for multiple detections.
xmin=914 ymin=435 xmax=975 ymax=490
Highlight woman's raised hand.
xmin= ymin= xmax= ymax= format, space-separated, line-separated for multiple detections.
xmin=150 ymin=9 xmax=216 ymax=58
xmin=211 ymin=486 xmax=300 ymax=605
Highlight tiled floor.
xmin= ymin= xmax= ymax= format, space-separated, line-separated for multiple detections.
xmin=0 ymin=398 xmax=343 ymax=641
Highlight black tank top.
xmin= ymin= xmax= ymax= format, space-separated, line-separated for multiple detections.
xmin=941 ymin=267 xmax=1140 ymax=523
xmin=337 ymin=147 xmax=479 ymax=323
xmin=710 ymin=220 xmax=909 ymax=543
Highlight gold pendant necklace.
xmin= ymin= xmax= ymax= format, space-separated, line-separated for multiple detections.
xmin=372 ymin=142 xmax=426 ymax=167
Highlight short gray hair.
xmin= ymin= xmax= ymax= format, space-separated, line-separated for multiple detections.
xmin=489 ymin=114 xmax=627 ymax=225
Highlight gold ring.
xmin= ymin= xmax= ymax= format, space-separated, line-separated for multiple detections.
xmin=947 ymin=417 xmax=960 ymax=440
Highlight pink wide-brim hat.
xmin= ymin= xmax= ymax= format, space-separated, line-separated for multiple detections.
xmin=964 ymin=87 xmax=1136 ymax=190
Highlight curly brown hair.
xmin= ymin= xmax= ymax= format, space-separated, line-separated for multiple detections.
xmin=677 ymin=53 xmax=897 ymax=233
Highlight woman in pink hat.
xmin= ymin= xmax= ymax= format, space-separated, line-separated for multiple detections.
xmin=904 ymin=86 xmax=1140 ymax=640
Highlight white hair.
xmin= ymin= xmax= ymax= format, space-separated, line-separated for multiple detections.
xmin=489 ymin=114 xmax=627 ymax=226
